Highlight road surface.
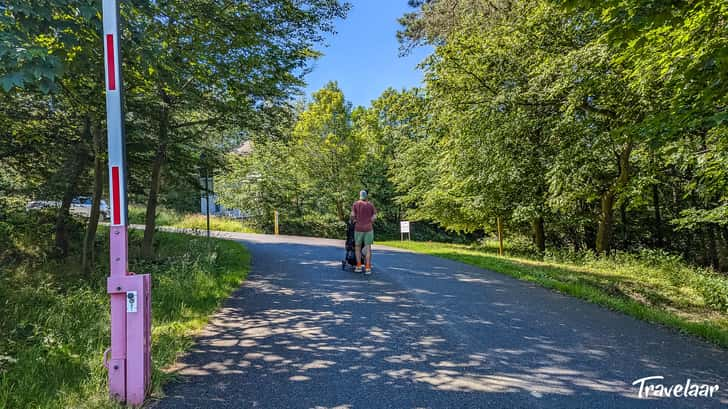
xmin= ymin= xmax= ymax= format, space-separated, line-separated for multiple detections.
xmin=151 ymin=232 xmax=728 ymax=408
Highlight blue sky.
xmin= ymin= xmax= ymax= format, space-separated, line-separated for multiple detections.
xmin=303 ymin=0 xmax=432 ymax=108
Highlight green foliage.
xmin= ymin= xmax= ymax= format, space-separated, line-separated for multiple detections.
xmin=0 ymin=219 xmax=250 ymax=409
xmin=389 ymin=0 xmax=728 ymax=266
xmin=0 ymin=0 xmax=99 ymax=93
xmin=563 ymin=0 xmax=728 ymax=118
xmin=218 ymin=83 xmax=365 ymax=226
xmin=2 ymin=0 xmax=350 ymax=260
xmin=358 ymin=88 xmax=430 ymax=227
xmin=216 ymin=84 xmax=472 ymax=243
xmin=292 ymin=82 xmax=364 ymax=220
xmin=278 ymin=213 xmax=347 ymax=239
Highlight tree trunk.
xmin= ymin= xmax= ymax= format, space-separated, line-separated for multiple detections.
xmin=82 ymin=121 xmax=104 ymax=273
xmin=720 ymin=227 xmax=728 ymax=272
xmin=570 ymin=226 xmax=581 ymax=252
xmin=532 ymin=216 xmax=545 ymax=253
xmin=141 ymin=143 xmax=166 ymax=259
xmin=496 ymin=217 xmax=504 ymax=256
xmin=652 ymin=183 xmax=663 ymax=247
xmin=54 ymin=186 xmax=77 ymax=258
xmin=585 ymin=223 xmax=597 ymax=251
xmin=141 ymin=100 xmax=170 ymax=259
xmin=620 ymin=200 xmax=628 ymax=246
xmin=54 ymin=125 xmax=90 ymax=258
xmin=596 ymin=191 xmax=616 ymax=254
xmin=295 ymin=193 xmax=303 ymax=217
xmin=335 ymin=199 xmax=346 ymax=222
xmin=596 ymin=143 xmax=633 ymax=255
xmin=706 ymin=225 xmax=718 ymax=270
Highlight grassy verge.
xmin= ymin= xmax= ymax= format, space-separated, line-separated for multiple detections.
xmin=128 ymin=205 xmax=258 ymax=234
xmin=380 ymin=240 xmax=728 ymax=348
xmin=0 ymin=229 xmax=250 ymax=409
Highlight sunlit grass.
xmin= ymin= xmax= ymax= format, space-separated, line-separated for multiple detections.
xmin=380 ymin=240 xmax=728 ymax=348
xmin=128 ymin=205 xmax=258 ymax=234
xmin=172 ymin=214 xmax=257 ymax=233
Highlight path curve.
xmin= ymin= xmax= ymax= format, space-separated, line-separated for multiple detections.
xmin=150 ymin=231 xmax=728 ymax=408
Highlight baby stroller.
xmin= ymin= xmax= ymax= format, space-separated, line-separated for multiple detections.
xmin=342 ymin=219 xmax=366 ymax=272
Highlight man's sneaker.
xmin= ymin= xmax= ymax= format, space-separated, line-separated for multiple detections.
xmin=365 ymin=266 xmax=372 ymax=275
xmin=354 ymin=265 xmax=363 ymax=273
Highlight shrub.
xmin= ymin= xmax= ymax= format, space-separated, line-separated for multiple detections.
xmin=278 ymin=214 xmax=346 ymax=239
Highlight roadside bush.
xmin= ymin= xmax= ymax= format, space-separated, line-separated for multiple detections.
xmin=0 ymin=208 xmax=85 ymax=265
xmin=697 ymin=274 xmax=728 ymax=313
xmin=278 ymin=213 xmax=346 ymax=239
xmin=476 ymin=234 xmax=539 ymax=258
xmin=545 ymin=247 xmax=728 ymax=313
xmin=464 ymin=233 xmax=728 ymax=315
xmin=384 ymin=221 xmax=477 ymax=243
xmin=0 ymin=219 xmax=14 ymax=260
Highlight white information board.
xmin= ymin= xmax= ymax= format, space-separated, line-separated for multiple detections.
xmin=400 ymin=221 xmax=410 ymax=233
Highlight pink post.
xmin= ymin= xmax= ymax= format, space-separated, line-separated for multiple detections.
xmin=125 ymin=274 xmax=150 ymax=404
xmin=108 ymin=226 xmax=128 ymax=401
xmin=103 ymin=0 xmax=151 ymax=406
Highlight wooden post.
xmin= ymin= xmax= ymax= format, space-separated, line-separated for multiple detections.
xmin=274 ymin=210 xmax=279 ymax=235
xmin=497 ymin=217 xmax=504 ymax=256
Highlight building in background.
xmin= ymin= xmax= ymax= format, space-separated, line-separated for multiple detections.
xmin=200 ymin=141 xmax=253 ymax=219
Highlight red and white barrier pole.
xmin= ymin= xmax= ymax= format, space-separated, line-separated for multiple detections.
xmin=102 ymin=1 xmax=151 ymax=405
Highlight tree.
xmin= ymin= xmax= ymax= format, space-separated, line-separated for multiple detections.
xmin=0 ymin=0 xmax=98 ymax=93
xmin=397 ymin=0 xmax=665 ymax=254
xmin=353 ymin=88 xmax=429 ymax=233
xmin=127 ymin=0 xmax=349 ymax=258
xmin=1 ymin=1 xmax=106 ymax=259
xmin=292 ymin=82 xmax=363 ymax=221
xmin=561 ymin=0 xmax=728 ymax=262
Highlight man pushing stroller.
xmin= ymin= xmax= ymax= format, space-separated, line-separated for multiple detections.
xmin=351 ymin=190 xmax=376 ymax=274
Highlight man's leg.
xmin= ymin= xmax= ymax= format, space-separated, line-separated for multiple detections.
xmin=354 ymin=232 xmax=363 ymax=272
xmin=364 ymin=231 xmax=374 ymax=273
xmin=364 ymin=245 xmax=371 ymax=270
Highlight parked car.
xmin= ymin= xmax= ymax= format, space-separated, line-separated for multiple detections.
xmin=25 ymin=200 xmax=59 ymax=210
xmin=71 ymin=196 xmax=111 ymax=220
xmin=26 ymin=197 xmax=110 ymax=220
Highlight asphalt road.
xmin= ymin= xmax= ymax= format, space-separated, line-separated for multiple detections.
xmin=151 ymin=232 xmax=728 ymax=409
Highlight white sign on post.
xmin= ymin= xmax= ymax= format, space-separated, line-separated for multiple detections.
xmin=400 ymin=221 xmax=411 ymax=241
xmin=400 ymin=221 xmax=410 ymax=233
xmin=126 ymin=291 xmax=137 ymax=313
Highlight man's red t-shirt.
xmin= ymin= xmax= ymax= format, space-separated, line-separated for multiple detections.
xmin=352 ymin=200 xmax=376 ymax=232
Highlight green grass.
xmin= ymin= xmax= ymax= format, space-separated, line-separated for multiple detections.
xmin=128 ymin=205 xmax=258 ymax=234
xmin=171 ymin=214 xmax=257 ymax=233
xmin=380 ymin=240 xmax=728 ymax=348
xmin=0 ymin=229 xmax=250 ymax=409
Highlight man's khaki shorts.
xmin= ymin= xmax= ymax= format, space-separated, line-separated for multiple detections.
xmin=354 ymin=230 xmax=374 ymax=246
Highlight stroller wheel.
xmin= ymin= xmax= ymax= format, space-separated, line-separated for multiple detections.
xmin=341 ymin=260 xmax=346 ymax=271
